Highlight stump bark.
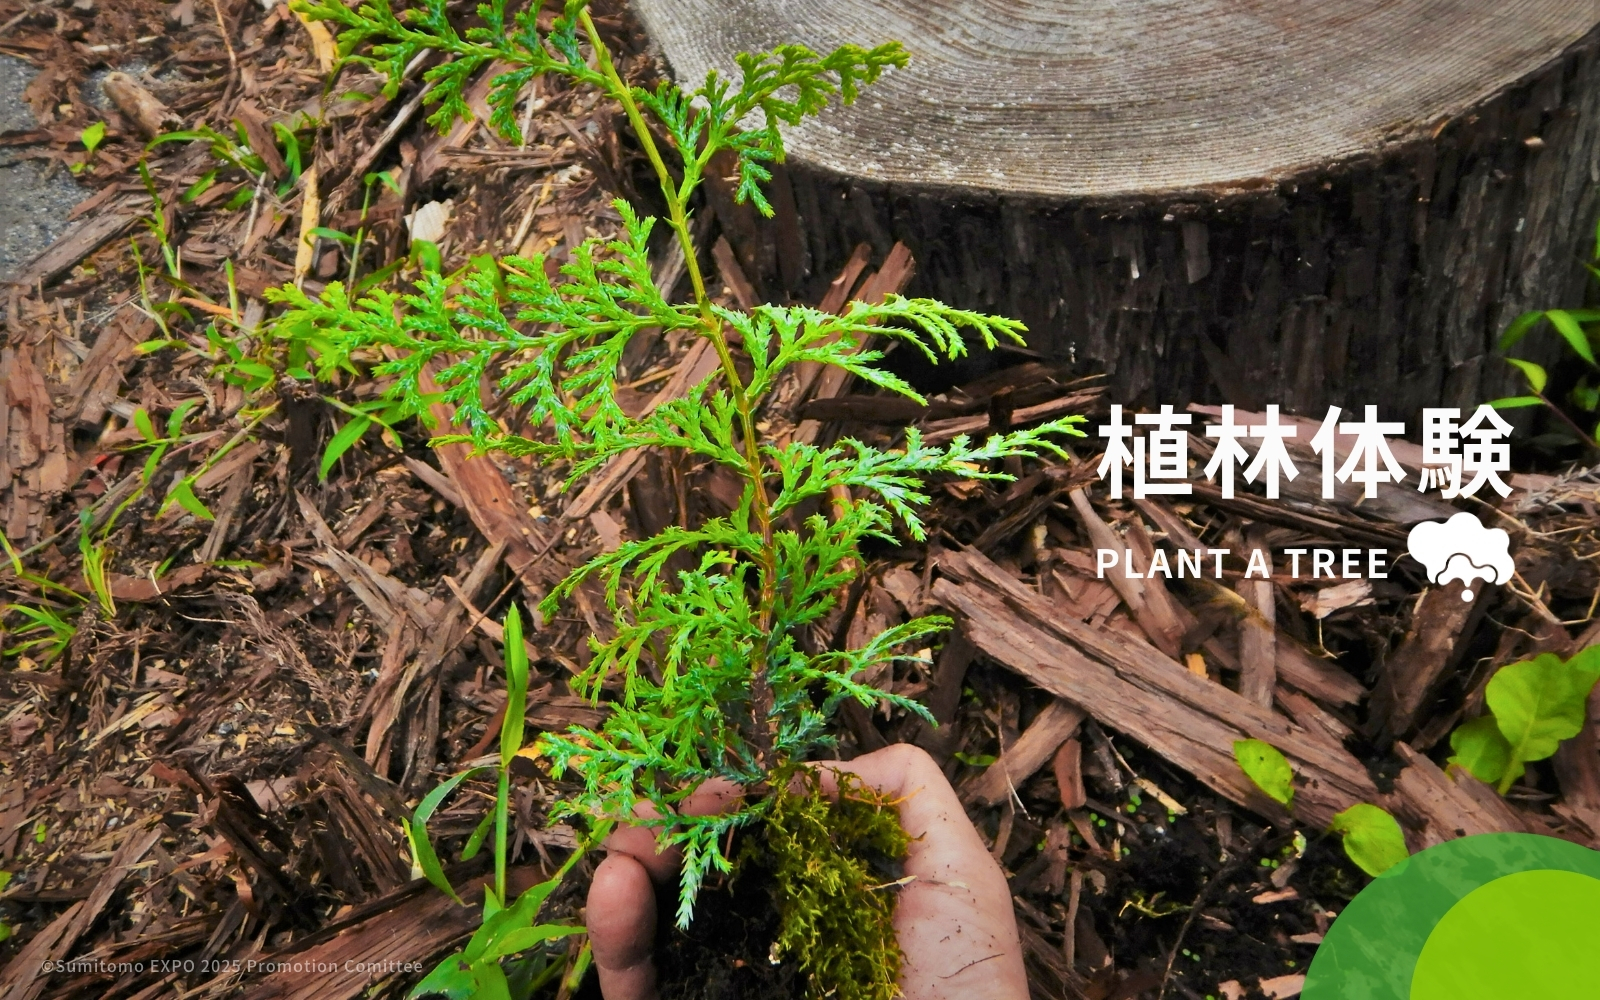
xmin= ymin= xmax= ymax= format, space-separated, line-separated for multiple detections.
xmin=632 ymin=0 xmax=1600 ymax=414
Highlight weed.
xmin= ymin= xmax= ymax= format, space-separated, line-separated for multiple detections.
xmin=405 ymin=606 xmax=594 ymax=999
xmin=1494 ymin=217 xmax=1600 ymax=451
xmin=1447 ymin=645 xmax=1600 ymax=794
xmin=71 ymin=121 xmax=107 ymax=175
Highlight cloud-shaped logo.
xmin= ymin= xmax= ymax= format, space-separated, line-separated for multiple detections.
xmin=1406 ymin=512 xmax=1513 ymax=601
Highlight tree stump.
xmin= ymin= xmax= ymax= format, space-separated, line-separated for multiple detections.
xmin=631 ymin=0 xmax=1600 ymax=414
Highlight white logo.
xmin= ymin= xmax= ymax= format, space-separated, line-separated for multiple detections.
xmin=1405 ymin=512 xmax=1514 ymax=601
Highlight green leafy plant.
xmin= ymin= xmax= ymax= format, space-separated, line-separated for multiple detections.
xmin=150 ymin=119 xmax=310 ymax=201
xmin=1328 ymin=804 xmax=1409 ymax=878
xmin=1233 ymin=739 xmax=1294 ymax=806
xmin=1494 ymin=217 xmax=1600 ymax=450
xmin=1448 ymin=646 xmax=1600 ymax=794
xmin=71 ymin=121 xmax=107 ymax=175
xmin=0 ymin=870 xmax=11 ymax=942
xmin=1233 ymin=739 xmax=1409 ymax=877
xmin=1 ymin=528 xmax=83 ymax=664
xmin=407 ymin=606 xmax=593 ymax=999
xmin=286 ymin=2 xmax=1084 ymax=995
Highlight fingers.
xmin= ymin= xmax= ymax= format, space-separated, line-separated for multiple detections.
xmin=602 ymin=777 xmax=746 ymax=886
xmin=810 ymin=744 xmax=1029 ymax=1000
xmin=588 ymin=854 xmax=659 ymax=1000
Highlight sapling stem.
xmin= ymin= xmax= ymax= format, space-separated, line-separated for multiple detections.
xmin=580 ymin=7 xmax=781 ymax=760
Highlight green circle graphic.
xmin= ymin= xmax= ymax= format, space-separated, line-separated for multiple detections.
xmin=1303 ymin=833 xmax=1600 ymax=1000
xmin=1409 ymin=869 xmax=1600 ymax=999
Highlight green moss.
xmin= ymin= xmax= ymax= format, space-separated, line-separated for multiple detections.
xmin=758 ymin=769 xmax=909 ymax=1000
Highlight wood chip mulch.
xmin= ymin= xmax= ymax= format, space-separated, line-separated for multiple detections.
xmin=2 ymin=3 xmax=1599 ymax=1000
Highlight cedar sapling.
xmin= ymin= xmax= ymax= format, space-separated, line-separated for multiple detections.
xmin=285 ymin=1 xmax=1087 ymax=995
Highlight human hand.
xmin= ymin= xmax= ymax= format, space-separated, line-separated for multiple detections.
xmin=585 ymin=743 xmax=1028 ymax=1000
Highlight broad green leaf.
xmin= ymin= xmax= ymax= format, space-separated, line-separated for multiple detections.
xmin=406 ymin=952 xmax=475 ymax=1000
xmin=319 ymin=415 xmax=372 ymax=481
xmin=1504 ymin=358 xmax=1548 ymax=395
xmin=80 ymin=121 xmax=106 ymax=154
xmin=1329 ymin=804 xmax=1409 ymax=877
xmin=952 ymin=751 xmax=996 ymax=768
xmin=465 ymin=883 xmax=546 ymax=962
xmin=470 ymin=960 xmax=513 ymax=1000
xmin=1488 ymin=653 xmax=1590 ymax=792
xmin=1233 ymin=739 xmax=1294 ymax=806
xmin=1569 ymin=644 xmax=1600 ymax=694
xmin=1447 ymin=714 xmax=1511 ymax=785
xmin=478 ymin=924 xmax=584 ymax=962
xmin=1487 ymin=396 xmax=1544 ymax=409
xmin=1544 ymin=309 xmax=1598 ymax=365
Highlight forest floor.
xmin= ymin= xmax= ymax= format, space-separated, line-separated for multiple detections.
xmin=2 ymin=3 xmax=1599 ymax=1000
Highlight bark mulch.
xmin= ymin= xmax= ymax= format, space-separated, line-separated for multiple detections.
xmin=2 ymin=3 xmax=1599 ymax=1000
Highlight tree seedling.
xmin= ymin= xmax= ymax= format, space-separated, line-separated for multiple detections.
xmin=284 ymin=2 xmax=1086 ymax=996
xmin=1233 ymin=739 xmax=1409 ymax=877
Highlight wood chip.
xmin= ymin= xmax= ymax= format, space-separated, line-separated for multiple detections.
xmin=962 ymin=698 xmax=1086 ymax=807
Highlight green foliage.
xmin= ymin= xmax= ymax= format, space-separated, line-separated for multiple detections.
xmin=1 ymin=529 xmax=83 ymax=664
xmin=72 ymin=121 xmax=108 ymax=174
xmin=1233 ymin=740 xmax=1410 ymax=876
xmin=0 ymin=870 xmax=11 ymax=942
xmin=1233 ymin=739 xmax=1294 ymax=806
xmin=287 ymin=1 xmax=1086 ymax=956
xmin=1448 ymin=647 xmax=1600 ymax=794
xmin=150 ymin=119 xmax=310 ymax=199
xmin=406 ymin=607 xmax=596 ymax=999
xmin=1328 ymin=804 xmax=1409 ymax=877
xmin=1493 ymin=218 xmax=1600 ymax=446
xmin=80 ymin=121 xmax=106 ymax=155
xmin=293 ymin=0 xmax=902 ymax=218
xmin=760 ymin=770 xmax=907 ymax=1000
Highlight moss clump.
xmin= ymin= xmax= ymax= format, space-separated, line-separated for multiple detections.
xmin=759 ymin=768 xmax=910 ymax=1000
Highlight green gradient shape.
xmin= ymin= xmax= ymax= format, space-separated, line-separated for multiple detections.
xmin=1302 ymin=833 xmax=1600 ymax=1000
xmin=1409 ymin=869 xmax=1600 ymax=999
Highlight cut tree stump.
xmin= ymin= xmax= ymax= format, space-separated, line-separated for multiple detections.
xmin=632 ymin=0 xmax=1600 ymax=413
